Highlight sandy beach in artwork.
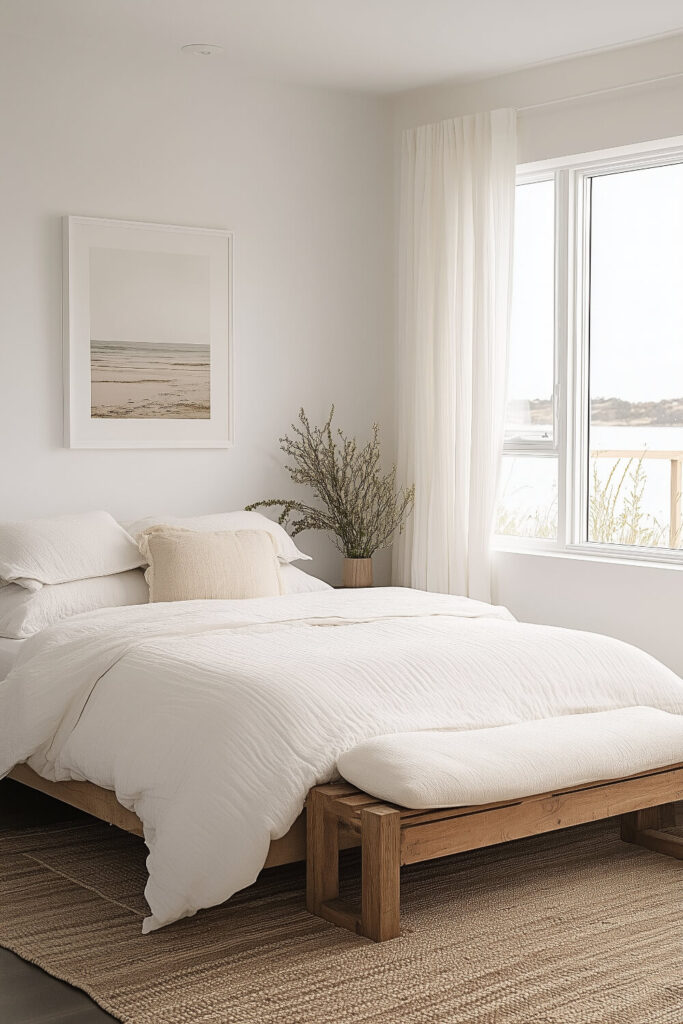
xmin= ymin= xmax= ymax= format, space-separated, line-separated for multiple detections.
xmin=91 ymin=341 xmax=210 ymax=419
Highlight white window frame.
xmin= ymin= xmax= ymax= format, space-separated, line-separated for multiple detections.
xmin=500 ymin=169 xmax=561 ymax=553
xmin=498 ymin=135 xmax=683 ymax=566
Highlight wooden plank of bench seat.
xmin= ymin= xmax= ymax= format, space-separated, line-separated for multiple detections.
xmin=338 ymin=793 xmax=387 ymax=810
xmin=319 ymin=782 xmax=360 ymax=798
xmin=393 ymin=800 xmax=524 ymax=828
xmin=332 ymin=795 xmax=389 ymax=823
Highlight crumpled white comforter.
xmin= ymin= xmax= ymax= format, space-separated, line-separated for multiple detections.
xmin=1 ymin=587 xmax=682 ymax=933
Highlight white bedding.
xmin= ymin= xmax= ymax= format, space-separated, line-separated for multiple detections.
xmin=1 ymin=587 xmax=682 ymax=934
xmin=0 ymin=637 xmax=24 ymax=679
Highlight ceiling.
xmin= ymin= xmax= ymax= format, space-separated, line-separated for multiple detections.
xmin=4 ymin=0 xmax=683 ymax=93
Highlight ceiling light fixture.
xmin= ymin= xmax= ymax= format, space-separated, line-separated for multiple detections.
xmin=181 ymin=43 xmax=224 ymax=57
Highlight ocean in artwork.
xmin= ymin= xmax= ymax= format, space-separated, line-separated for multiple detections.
xmin=90 ymin=340 xmax=210 ymax=419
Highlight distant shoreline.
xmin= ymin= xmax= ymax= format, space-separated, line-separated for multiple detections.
xmin=511 ymin=396 xmax=683 ymax=427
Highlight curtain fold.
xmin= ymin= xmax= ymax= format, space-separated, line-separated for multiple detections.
xmin=393 ymin=109 xmax=517 ymax=602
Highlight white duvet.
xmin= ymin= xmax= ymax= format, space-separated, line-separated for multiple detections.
xmin=1 ymin=587 xmax=682 ymax=933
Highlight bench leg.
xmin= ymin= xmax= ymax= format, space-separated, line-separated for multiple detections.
xmin=306 ymin=788 xmax=340 ymax=914
xmin=360 ymin=805 xmax=401 ymax=941
xmin=621 ymin=803 xmax=683 ymax=860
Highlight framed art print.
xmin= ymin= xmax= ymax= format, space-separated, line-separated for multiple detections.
xmin=63 ymin=216 xmax=233 ymax=448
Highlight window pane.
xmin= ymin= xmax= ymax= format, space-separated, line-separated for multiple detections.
xmin=505 ymin=180 xmax=555 ymax=444
xmin=588 ymin=163 xmax=683 ymax=549
xmin=496 ymin=456 xmax=558 ymax=539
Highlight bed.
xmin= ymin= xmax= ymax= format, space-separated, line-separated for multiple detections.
xmin=2 ymin=586 xmax=683 ymax=937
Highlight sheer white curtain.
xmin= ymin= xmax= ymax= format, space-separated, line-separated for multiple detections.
xmin=393 ymin=109 xmax=517 ymax=602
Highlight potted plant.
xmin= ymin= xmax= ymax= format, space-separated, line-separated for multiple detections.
xmin=246 ymin=408 xmax=415 ymax=587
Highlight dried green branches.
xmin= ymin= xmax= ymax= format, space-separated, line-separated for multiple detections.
xmin=246 ymin=407 xmax=415 ymax=558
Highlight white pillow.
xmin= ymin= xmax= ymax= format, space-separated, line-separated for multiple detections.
xmin=279 ymin=563 xmax=332 ymax=594
xmin=138 ymin=527 xmax=282 ymax=603
xmin=126 ymin=511 xmax=310 ymax=564
xmin=0 ymin=569 xmax=149 ymax=639
xmin=0 ymin=511 xmax=145 ymax=591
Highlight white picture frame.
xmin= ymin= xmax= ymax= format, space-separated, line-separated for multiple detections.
xmin=63 ymin=216 xmax=233 ymax=448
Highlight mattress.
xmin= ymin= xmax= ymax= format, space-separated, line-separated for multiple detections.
xmin=0 ymin=637 xmax=24 ymax=679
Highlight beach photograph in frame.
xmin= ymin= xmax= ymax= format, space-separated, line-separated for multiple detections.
xmin=89 ymin=248 xmax=211 ymax=420
xmin=63 ymin=217 xmax=233 ymax=448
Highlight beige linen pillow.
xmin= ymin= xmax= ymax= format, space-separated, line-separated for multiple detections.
xmin=126 ymin=511 xmax=310 ymax=564
xmin=138 ymin=527 xmax=282 ymax=603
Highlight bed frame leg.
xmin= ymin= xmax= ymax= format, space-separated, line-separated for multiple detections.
xmin=360 ymin=805 xmax=401 ymax=941
xmin=621 ymin=803 xmax=683 ymax=860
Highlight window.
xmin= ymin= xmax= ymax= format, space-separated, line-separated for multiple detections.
xmin=496 ymin=140 xmax=683 ymax=562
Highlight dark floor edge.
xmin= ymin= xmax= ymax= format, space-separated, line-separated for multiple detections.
xmin=0 ymin=940 xmax=125 ymax=1023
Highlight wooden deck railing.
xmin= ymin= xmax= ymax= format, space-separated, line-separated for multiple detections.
xmin=590 ymin=450 xmax=683 ymax=548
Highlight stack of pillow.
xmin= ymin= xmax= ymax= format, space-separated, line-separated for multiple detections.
xmin=0 ymin=511 xmax=148 ymax=639
xmin=0 ymin=510 xmax=330 ymax=640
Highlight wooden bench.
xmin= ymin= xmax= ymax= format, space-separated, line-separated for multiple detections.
xmin=306 ymin=762 xmax=683 ymax=942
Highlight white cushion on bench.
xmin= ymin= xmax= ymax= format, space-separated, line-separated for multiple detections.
xmin=336 ymin=707 xmax=683 ymax=809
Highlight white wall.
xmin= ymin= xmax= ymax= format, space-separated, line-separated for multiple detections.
xmin=393 ymin=34 xmax=683 ymax=675
xmin=494 ymin=551 xmax=683 ymax=677
xmin=0 ymin=34 xmax=393 ymax=584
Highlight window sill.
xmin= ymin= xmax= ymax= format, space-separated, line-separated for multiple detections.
xmin=492 ymin=541 xmax=683 ymax=572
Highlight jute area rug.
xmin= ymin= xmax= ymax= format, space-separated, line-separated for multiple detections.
xmin=0 ymin=812 xmax=681 ymax=1024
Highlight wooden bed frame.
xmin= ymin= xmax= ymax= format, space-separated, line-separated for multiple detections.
xmin=7 ymin=761 xmax=683 ymax=941
xmin=6 ymin=764 xmax=347 ymax=869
